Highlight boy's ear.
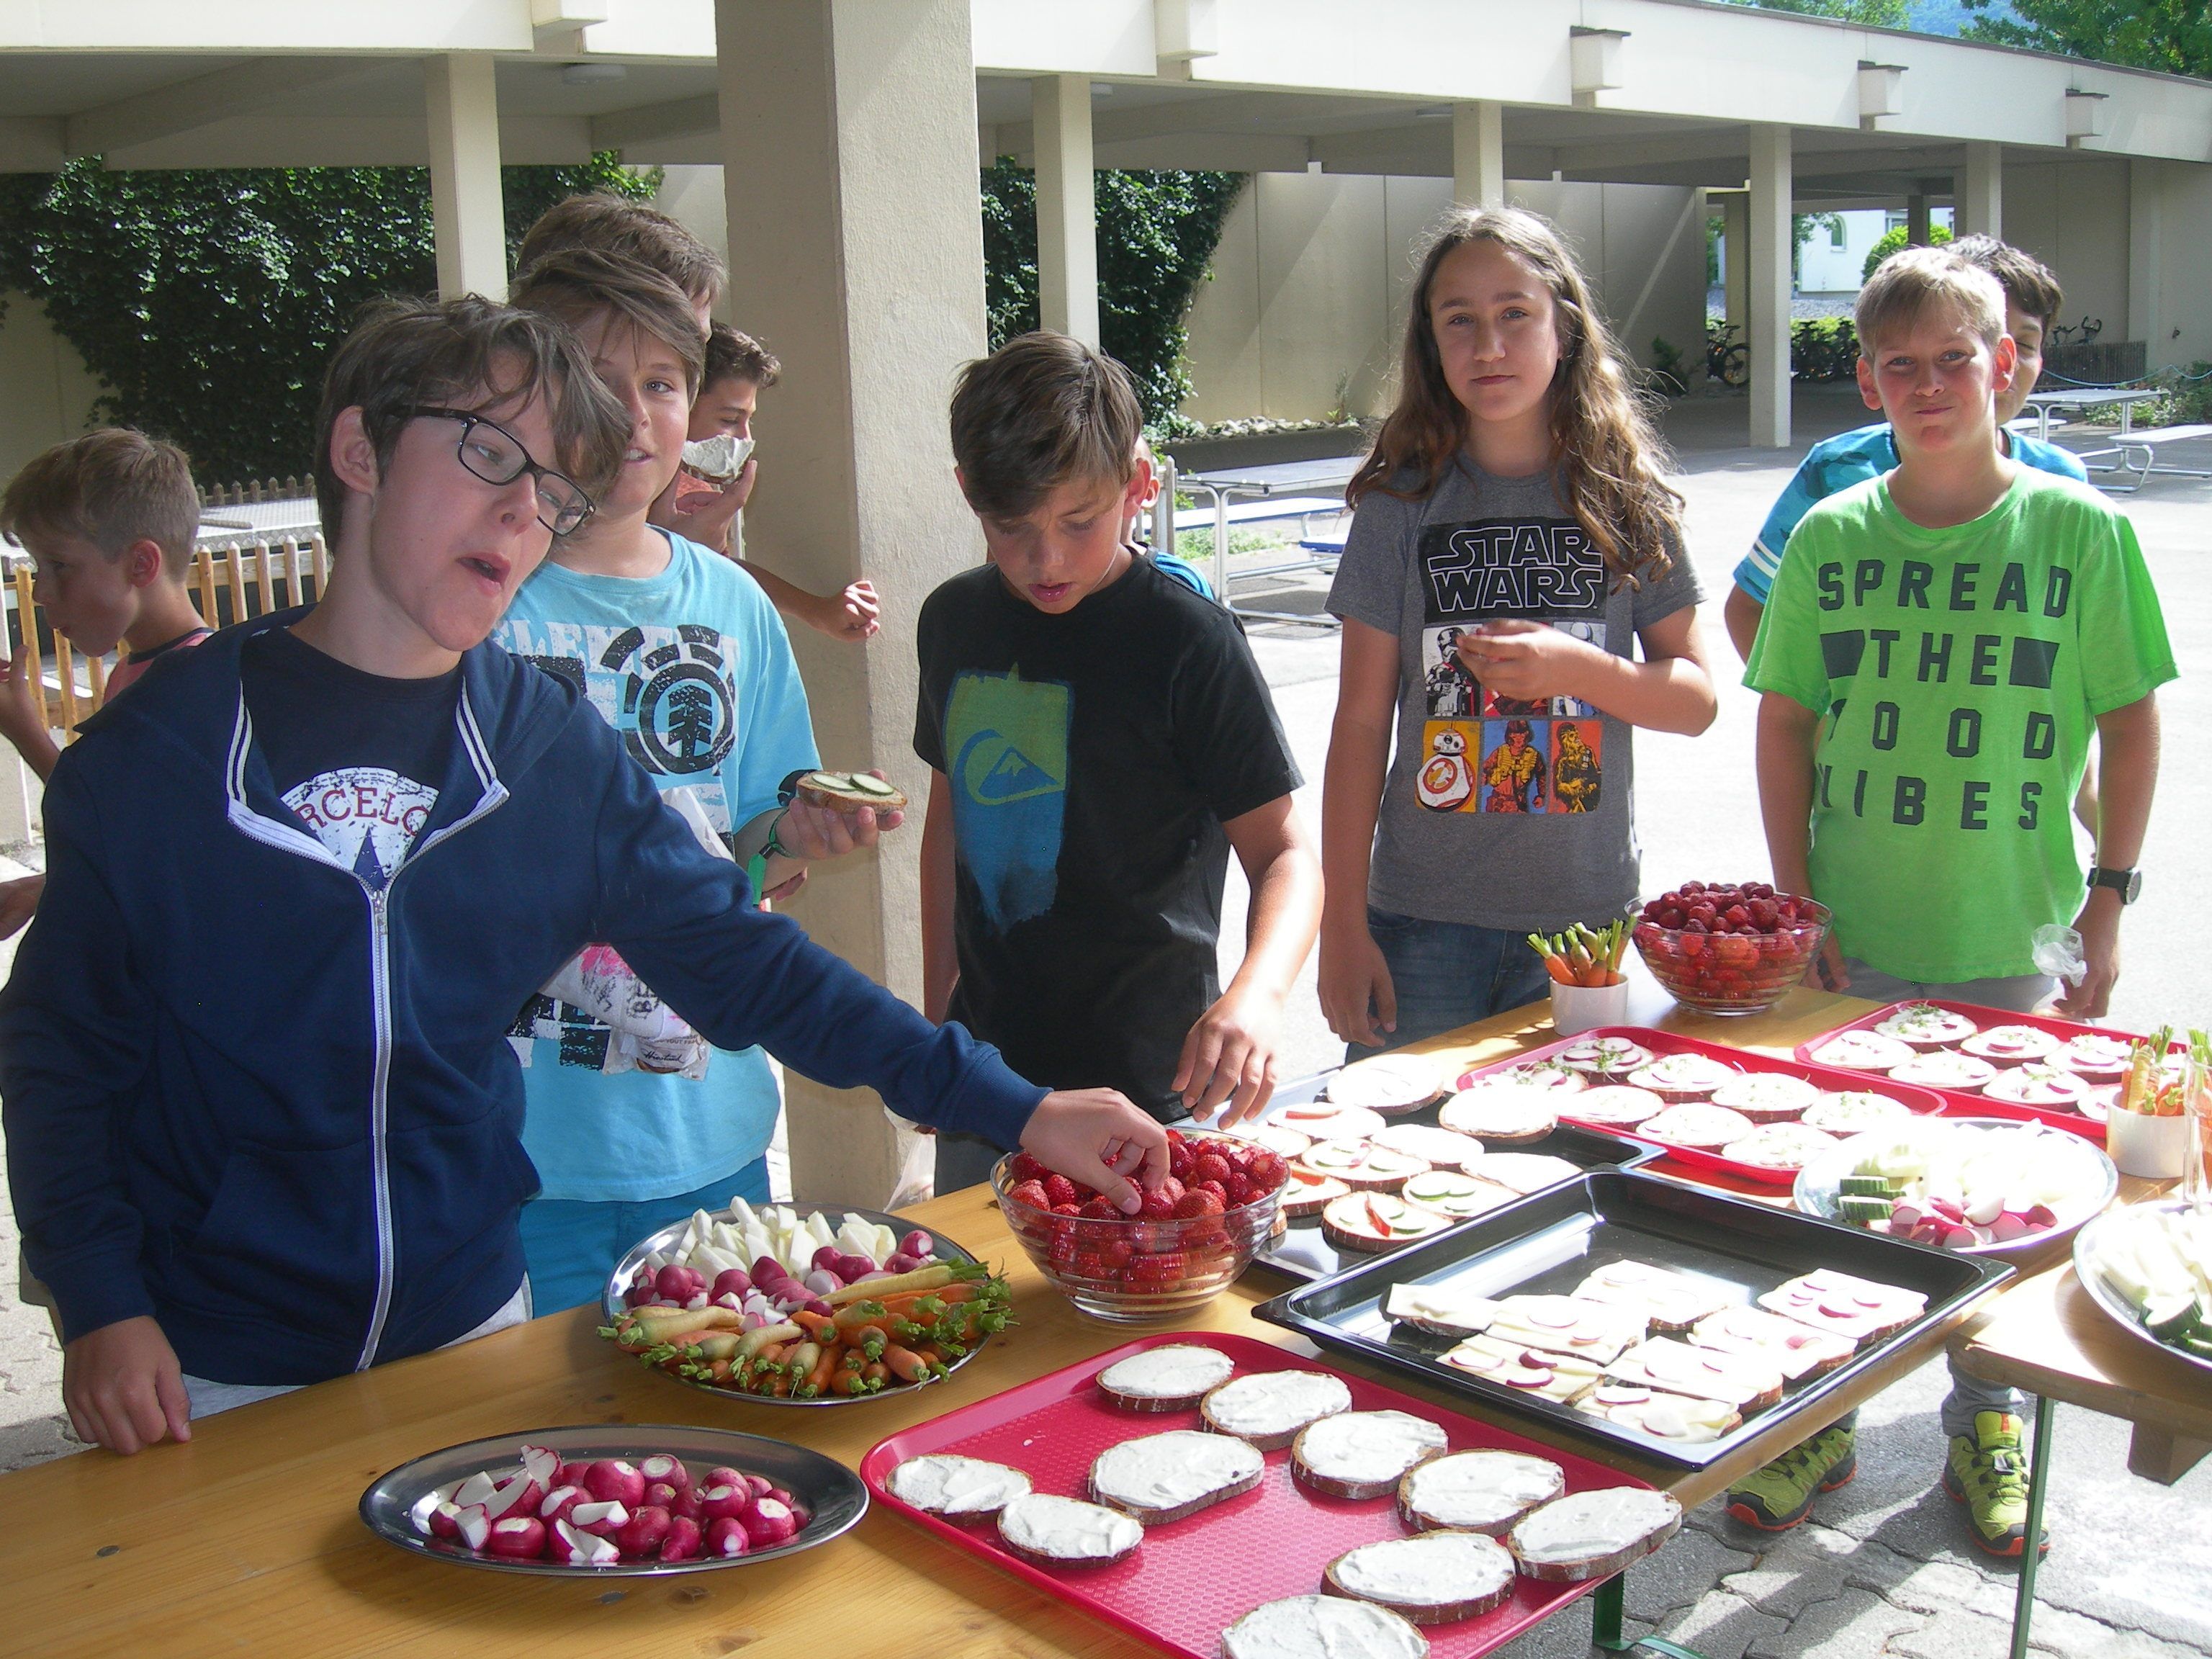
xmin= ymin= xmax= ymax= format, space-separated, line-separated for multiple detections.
xmin=1990 ymin=333 xmax=2018 ymax=397
xmin=1855 ymin=356 xmax=1883 ymax=413
xmin=1125 ymin=451 xmax=1159 ymax=513
xmin=329 ymin=405 xmax=383 ymax=507
xmin=121 ymin=539 xmax=168 ymax=591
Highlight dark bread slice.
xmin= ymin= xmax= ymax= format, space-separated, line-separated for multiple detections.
xmin=1289 ymin=1410 xmax=1449 ymax=1500
xmin=793 ymin=770 xmax=908 ymax=814
xmin=1281 ymin=1171 xmax=1352 ymax=1219
xmin=994 ymin=1493 xmax=1141 ymax=1569
xmin=1094 ymin=1344 xmax=1235 ymax=1413
xmin=1507 ymin=1487 xmax=1683 ymax=1583
xmin=1322 ymin=1533 xmax=1516 ymax=1625
xmin=1200 ymin=1370 xmax=1353 ymax=1452
xmin=1397 ymin=1449 xmax=1565 ymax=1537
xmin=1087 ymin=1429 xmax=1263 ymax=1524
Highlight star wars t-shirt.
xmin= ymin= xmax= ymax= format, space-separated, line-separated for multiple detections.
xmin=494 ymin=529 xmax=819 ymax=1202
xmin=1326 ymin=459 xmax=1701 ymax=930
xmin=914 ymin=556 xmax=1301 ymax=1120
xmin=1745 ymin=468 xmax=2173 ymax=981
xmin=240 ymin=627 xmax=456 ymax=890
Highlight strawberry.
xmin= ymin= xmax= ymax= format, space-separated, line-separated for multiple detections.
xmin=1126 ymin=1251 xmax=1188 ymax=1285
xmin=1006 ymin=1152 xmax=1047 ymax=1186
xmin=1154 ymin=1174 xmax=1186 ymax=1206
xmin=1173 ymin=1190 xmax=1225 ymax=1220
xmin=1042 ymin=1174 xmax=1079 ymax=1210
xmin=1192 ymin=1153 xmax=1233 ymax=1187
xmin=1051 ymin=1202 xmax=1083 ymax=1218
xmin=1195 ymin=1179 xmax=1229 ymax=1205
xmin=1247 ymin=1150 xmax=1287 ymax=1187
xmin=1079 ymin=1196 xmax=1121 ymax=1220
xmin=1005 ymin=1179 xmax=1051 ymax=1212
xmin=1098 ymin=1234 xmax=1136 ymax=1268
xmin=1223 ymin=1173 xmax=1254 ymax=1207
xmin=1138 ymin=1188 xmax=1179 ymax=1221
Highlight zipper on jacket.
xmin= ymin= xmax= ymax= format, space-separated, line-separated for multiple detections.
xmin=356 ymin=885 xmax=397 ymax=1371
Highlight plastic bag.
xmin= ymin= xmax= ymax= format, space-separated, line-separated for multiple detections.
xmin=2031 ymin=923 xmax=2087 ymax=988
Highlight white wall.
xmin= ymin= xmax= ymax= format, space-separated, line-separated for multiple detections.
xmin=0 ymin=293 xmax=103 ymax=483
xmin=1180 ymin=174 xmax=1709 ymax=426
xmin=2004 ymin=158 xmax=2134 ymax=350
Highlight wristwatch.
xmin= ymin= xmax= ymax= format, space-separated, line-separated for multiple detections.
xmin=2087 ymin=866 xmax=2141 ymax=904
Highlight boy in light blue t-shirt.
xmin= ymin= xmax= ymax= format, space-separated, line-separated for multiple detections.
xmin=503 ymin=251 xmax=900 ymax=1310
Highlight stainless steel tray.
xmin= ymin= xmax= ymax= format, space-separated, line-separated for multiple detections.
xmin=359 ymin=1424 xmax=867 ymax=1576
xmin=602 ymin=1202 xmax=988 ymax=1407
xmin=1256 ymin=1169 xmax=2013 ymax=1469
xmin=2071 ymin=1199 xmax=2212 ymax=1380
xmin=1245 ymin=1070 xmax=1663 ymax=1282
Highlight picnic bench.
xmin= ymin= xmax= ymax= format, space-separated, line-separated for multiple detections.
xmin=2020 ymin=387 xmax=2212 ymax=493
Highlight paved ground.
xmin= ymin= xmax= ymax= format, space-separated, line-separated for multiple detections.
xmin=1 ymin=385 xmax=2206 ymax=1655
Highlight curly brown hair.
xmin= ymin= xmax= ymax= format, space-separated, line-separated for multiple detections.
xmin=1348 ymin=206 xmax=1681 ymax=588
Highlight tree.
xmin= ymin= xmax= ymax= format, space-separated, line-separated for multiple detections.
xmin=1862 ymin=221 xmax=1953 ymax=284
xmin=0 ymin=155 xmax=657 ymax=482
xmin=1725 ymin=0 xmax=1912 ymax=24
xmin=981 ymin=160 xmax=1245 ymax=428
xmin=1961 ymin=0 xmax=2211 ymax=76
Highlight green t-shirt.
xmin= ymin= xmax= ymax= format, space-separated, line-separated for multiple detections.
xmin=1745 ymin=468 xmax=2173 ymax=981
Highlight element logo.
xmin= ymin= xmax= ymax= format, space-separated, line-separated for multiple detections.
xmin=601 ymin=624 xmax=736 ymax=777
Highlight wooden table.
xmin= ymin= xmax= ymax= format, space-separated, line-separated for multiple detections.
xmin=0 ymin=989 xmax=2049 ymax=1658
xmin=1950 ymin=1187 xmax=2197 ymax=1659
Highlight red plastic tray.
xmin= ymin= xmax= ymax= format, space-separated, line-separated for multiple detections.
xmin=1457 ymin=1025 xmax=1947 ymax=1189
xmin=860 ymin=1332 xmax=1648 ymax=1659
xmin=1794 ymin=1001 xmax=2139 ymax=1145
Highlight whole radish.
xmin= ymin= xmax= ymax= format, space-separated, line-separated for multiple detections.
xmin=704 ymin=1516 xmax=751 ymax=1557
xmin=637 ymin=1454 xmax=691 ymax=1496
xmin=625 ymin=1280 xmax=660 ymax=1308
xmin=811 ymin=1244 xmax=848 ymax=1278
xmin=749 ymin=1256 xmax=786 ymax=1287
xmin=705 ymin=1466 xmax=748 ymax=1492
xmin=554 ymin=1460 xmax=594 ymax=1492
xmin=744 ymin=1474 xmax=775 ymax=1501
xmin=583 ymin=1459 xmax=646 ymax=1509
xmin=884 ymin=1254 xmax=922 ymax=1274
xmin=660 ymin=1516 xmax=703 ymax=1563
xmin=803 ymin=1298 xmax=835 ymax=1318
xmin=696 ymin=1483 xmax=752 ymax=1524
xmin=899 ymin=1230 xmax=934 ymax=1260
xmin=614 ymin=1505 xmax=672 ymax=1560
xmin=741 ymin=1496 xmax=799 ymax=1548
xmin=711 ymin=1268 xmax=753 ymax=1300
xmin=655 ymin=1264 xmax=706 ymax=1303
xmin=485 ymin=1515 xmax=547 ymax=1560
xmin=836 ymin=1253 xmax=877 ymax=1284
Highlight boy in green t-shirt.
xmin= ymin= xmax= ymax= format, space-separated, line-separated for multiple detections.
xmin=1740 ymin=248 xmax=2173 ymax=1556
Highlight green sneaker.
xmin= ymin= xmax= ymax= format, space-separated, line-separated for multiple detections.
xmin=1725 ymin=1411 xmax=1858 ymax=1531
xmin=1942 ymin=1409 xmax=2049 ymax=1557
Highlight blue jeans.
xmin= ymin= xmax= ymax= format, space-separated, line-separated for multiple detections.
xmin=519 ymin=1156 xmax=772 ymax=1313
xmin=1355 ymin=906 xmax=1556 ymax=1061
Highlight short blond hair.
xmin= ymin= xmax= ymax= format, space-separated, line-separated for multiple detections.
xmin=1856 ymin=248 xmax=2007 ymax=356
xmin=1 ymin=429 xmax=199 ymax=575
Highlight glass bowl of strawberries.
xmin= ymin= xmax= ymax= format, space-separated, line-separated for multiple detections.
xmin=1632 ymin=881 xmax=1833 ymax=1017
xmin=992 ymin=1128 xmax=1288 ymax=1323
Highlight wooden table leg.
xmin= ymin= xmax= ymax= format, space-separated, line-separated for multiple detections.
xmin=2008 ymin=1396 xmax=2057 ymax=1659
xmin=2126 ymin=1426 xmax=2212 ymax=1485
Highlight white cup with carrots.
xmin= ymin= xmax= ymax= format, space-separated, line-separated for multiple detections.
xmin=1531 ymin=920 xmax=1630 ymax=1036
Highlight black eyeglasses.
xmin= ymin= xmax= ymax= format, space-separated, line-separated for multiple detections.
xmin=410 ymin=406 xmax=596 ymax=537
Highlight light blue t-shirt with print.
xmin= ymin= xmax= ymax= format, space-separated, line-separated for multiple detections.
xmin=495 ymin=530 xmax=819 ymax=1202
xmin=1733 ymin=422 xmax=2089 ymax=603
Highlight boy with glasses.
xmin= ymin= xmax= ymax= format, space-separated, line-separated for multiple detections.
xmin=0 ymin=295 xmax=1168 ymax=1454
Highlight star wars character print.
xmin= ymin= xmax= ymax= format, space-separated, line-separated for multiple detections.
xmin=1416 ymin=516 xmax=1606 ymax=816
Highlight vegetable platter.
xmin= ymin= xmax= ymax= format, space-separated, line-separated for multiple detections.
xmin=2072 ymin=1200 xmax=2212 ymax=1375
xmin=600 ymin=1200 xmax=1011 ymax=1405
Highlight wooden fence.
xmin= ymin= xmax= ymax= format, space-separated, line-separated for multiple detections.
xmin=6 ymin=536 xmax=330 ymax=740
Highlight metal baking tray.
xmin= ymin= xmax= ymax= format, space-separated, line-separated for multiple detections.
xmin=1246 ymin=1071 xmax=1662 ymax=1282
xmin=1256 ymin=1169 xmax=2012 ymax=1468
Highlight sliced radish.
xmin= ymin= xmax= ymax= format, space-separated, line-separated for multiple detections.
xmin=425 ymin=1500 xmax=466 ymax=1539
xmin=518 ymin=1444 xmax=563 ymax=1489
xmin=482 ymin=1472 xmax=543 ymax=1523
xmin=539 ymin=1485 xmax=585 ymax=1526
xmin=570 ymin=1500 xmax=630 ymax=1539
xmin=550 ymin=1519 xmax=620 ymax=1567
xmin=705 ymin=1516 xmax=751 ymax=1557
xmin=454 ymin=1504 xmax=492 ymax=1552
xmin=452 ymin=1470 xmax=499 ymax=1511
xmin=485 ymin=1516 xmax=548 ymax=1560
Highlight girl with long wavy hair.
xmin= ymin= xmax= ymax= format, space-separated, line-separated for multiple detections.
xmin=1319 ymin=206 xmax=1717 ymax=1051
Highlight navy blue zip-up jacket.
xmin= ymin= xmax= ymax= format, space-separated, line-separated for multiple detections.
xmin=0 ymin=611 xmax=1045 ymax=1385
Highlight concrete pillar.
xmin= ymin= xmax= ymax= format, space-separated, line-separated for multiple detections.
xmin=1721 ymin=190 xmax=1749 ymax=336
xmin=1906 ymin=194 xmax=1930 ymax=247
xmin=1747 ymin=125 xmax=1793 ymax=449
xmin=1960 ymin=141 xmax=2002 ymax=238
xmin=423 ymin=54 xmax=508 ymax=300
xmin=1030 ymin=73 xmax=1100 ymax=346
xmin=2128 ymin=159 xmax=2164 ymax=362
xmin=714 ymin=0 xmax=989 ymax=1205
xmin=1451 ymin=100 xmax=1505 ymax=210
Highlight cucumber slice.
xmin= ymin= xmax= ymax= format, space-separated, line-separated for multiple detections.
xmin=1838 ymin=1195 xmax=1896 ymax=1224
xmin=2144 ymin=1292 xmax=2200 ymax=1343
xmin=843 ymin=773 xmax=897 ymax=796
xmin=1840 ymin=1174 xmax=1902 ymax=1198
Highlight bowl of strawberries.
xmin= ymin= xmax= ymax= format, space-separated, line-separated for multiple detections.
xmin=993 ymin=1128 xmax=1289 ymax=1323
xmin=1632 ymin=881 xmax=1833 ymax=1017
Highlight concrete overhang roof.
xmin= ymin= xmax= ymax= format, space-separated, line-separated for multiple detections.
xmin=0 ymin=0 xmax=2204 ymax=184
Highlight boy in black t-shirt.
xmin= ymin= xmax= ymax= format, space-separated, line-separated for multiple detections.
xmin=917 ymin=332 xmax=1323 ymax=1195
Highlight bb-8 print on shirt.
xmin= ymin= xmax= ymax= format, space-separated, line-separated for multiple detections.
xmin=1416 ymin=721 xmax=1478 ymax=810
